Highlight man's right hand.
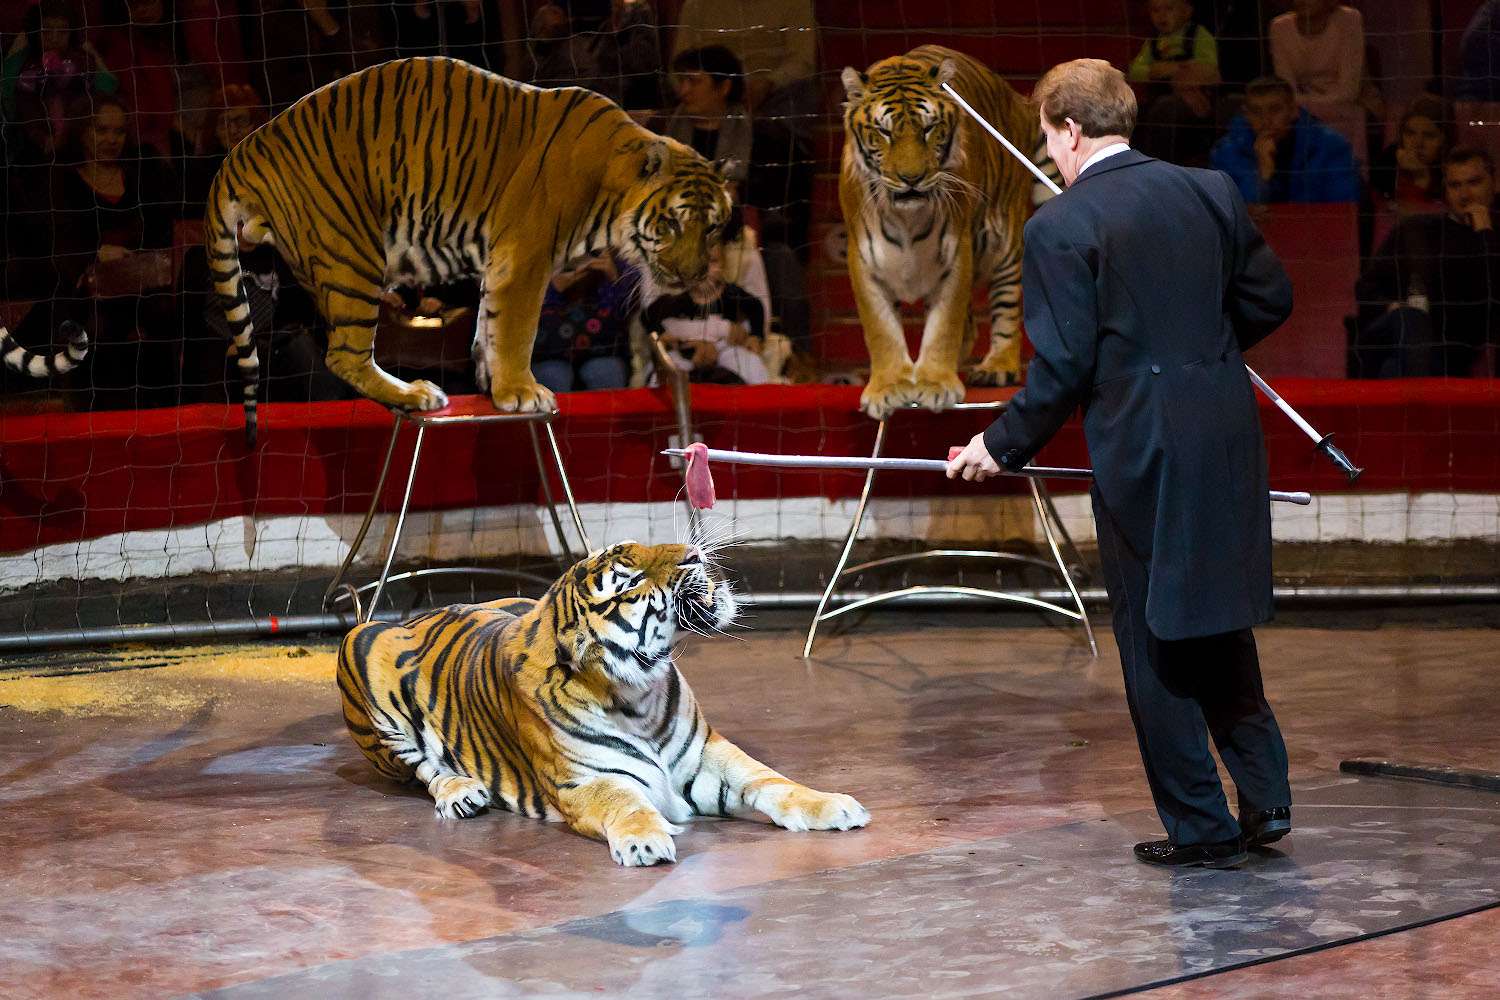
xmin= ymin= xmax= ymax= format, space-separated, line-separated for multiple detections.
xmin=1462 ymin=203 xmax=1493 ymax=232
xmin=1253 ymin=135 xmax=1278 ymax=182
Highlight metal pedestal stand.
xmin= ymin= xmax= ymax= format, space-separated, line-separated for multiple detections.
xmin=803 ymin=399 xmax=1098 ymax=658
xmin=323 ymin=400 xmax=591 ymax=623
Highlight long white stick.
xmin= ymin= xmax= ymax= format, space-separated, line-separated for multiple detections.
xmin=661 ymin=448 xmax=1311 ymax=504
xmin=942 ymin=82 xmax=1062 ymax=194
xmin=942 ymin=83 xmax=1361 ymax=483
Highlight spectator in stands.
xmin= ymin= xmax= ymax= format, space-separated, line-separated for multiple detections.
xmin=530 ymin=253 xmax=637 ymax=393
xmin=1127 ymin=0 xmax=1221 ymax=165
xmin=670 ymin=0 xmax=818 ymax=142
xmin=1352 ymin=146 xmax=1500 ymax=378
xmin=93 ymin=0 xmax=191 ymax=160
xmin=656 ymin=44 xmax=811 ymax=349
xmin=237 ymin=0 xmax=351 ymax=112
xmin=394 ymin=0 xmax=523 ymax=75
xmin=1210 ymin=75 xmax=1359 ymax=203
xmin=644 ymin=244 xmax=769 ymax=385
xmin=2 ymin=0 xmax=117 ymax=166
xmin=527 ymin=0 xmax=663 ymax=113
xmin=1268 ymin=0 xmax=1378 ymax=163
xmin=1459 ymin=0 xmax=1500 ymax=101
xmin=175 ymin=83 xmax=265 ymax=218
xmin=1369 ymin=94 xmax=1453 ymax=212
xmin=7 ymin=94 xmax=180 ymax=409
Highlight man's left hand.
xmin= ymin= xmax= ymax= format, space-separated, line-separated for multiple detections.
xmin=946 ymin=432 xmax=1002 ymax=482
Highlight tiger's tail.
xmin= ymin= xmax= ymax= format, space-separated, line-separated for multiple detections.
xmin=204 ymin=169 xmax=261 ymax=447
xmin=1 ymin=320 xmax=89 ymax=377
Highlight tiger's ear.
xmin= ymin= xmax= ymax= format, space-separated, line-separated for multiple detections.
xmin=930 ymin=58 xmax=956 ymax=89
xmin=841 ymin=66 xmax=868 ymax=102
xmin=639 ymin=139 xmax=672 ymax=179
xmin=604 ymin=137 xmax=670 ymax=191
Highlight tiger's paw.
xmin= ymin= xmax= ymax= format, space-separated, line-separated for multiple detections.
xmin=905 ymin=374 xmax=966 ymax=413
xmin=859 ymin=381 xmax=912 ymax=420
xmin=397 ymin=379 xmax=449 ymax=411
xmin=606 ymin=813 xmax=681 ymax=867
xmin=967 ymin=364 xmax=1020 ymax=389
xmin=762 ymin=789 xmax=871 ymax=832
xmin=489 ymin=379 xmax=558 ymax=414
xmin=431 ymin=775 xmax=492 ymax=819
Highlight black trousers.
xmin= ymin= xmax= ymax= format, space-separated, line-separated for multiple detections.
xmin=1094 ymin=490 xmax=1291 ymax=846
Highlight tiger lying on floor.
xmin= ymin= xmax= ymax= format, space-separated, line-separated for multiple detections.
xmin=337 ymin=541 xmax=870 ymax=866
xmin=1 ymin=321 xmax=88 ymax=377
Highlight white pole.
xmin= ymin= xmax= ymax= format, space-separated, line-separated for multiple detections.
xmin=942 ymin=82 xmax=1062 ymax=195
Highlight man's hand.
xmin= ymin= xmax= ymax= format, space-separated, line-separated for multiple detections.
xmin=1253 ymin=134 xmax=1278 ymax=182
xmin=1462 ymin=202 xmax=1493 ymax=232
xmin=945 ymin=431 xmax=1002 ymax=482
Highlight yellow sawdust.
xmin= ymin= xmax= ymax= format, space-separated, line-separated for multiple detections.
xmin=0 ymin=642 xmax=339 ymax=716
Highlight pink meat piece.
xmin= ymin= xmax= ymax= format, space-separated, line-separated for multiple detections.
xmin=685 ymin=442 xmax=716 ymax=509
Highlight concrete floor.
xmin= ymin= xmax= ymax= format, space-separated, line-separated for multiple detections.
xmin=1 ymin=610 xmax=1498 ymax=999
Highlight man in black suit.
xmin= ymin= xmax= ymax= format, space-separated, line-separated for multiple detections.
xmin=948 ymin=58 xmax=1294 ymax=869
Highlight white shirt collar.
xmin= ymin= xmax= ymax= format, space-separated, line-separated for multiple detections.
xmin=1077 ymin=142 xmax=1131 ymax=179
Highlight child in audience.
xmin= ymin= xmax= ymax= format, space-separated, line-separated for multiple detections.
xmin=643 ymin=244 xmax=769 ymax=385
xmin=1127 ymin=0 xmax=1221 ymax=165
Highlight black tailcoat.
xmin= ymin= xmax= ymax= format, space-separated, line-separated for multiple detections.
xmin=984 ymin=149 xmax=1293 ymax=640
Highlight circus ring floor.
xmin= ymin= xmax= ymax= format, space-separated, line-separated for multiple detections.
xmin=2 ymin=608 xmax=1498 ymax=1000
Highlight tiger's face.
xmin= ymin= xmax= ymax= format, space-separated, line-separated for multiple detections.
xmin=554 ymin=541 xmax=737 ymax=689
xmin=842 ymin=56 xmax=962 ymax=211
xmin=625 ymin=144 xmax=733 ymax=295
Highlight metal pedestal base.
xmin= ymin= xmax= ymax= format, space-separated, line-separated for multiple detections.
xmin=803 ymin=401 xmax=1098 ymax=658
xmin=323 ymin=404 xmax=591 ymax=623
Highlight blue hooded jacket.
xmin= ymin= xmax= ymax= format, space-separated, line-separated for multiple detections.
xmin=1210 ymin=107 xmax=1360 ymax=204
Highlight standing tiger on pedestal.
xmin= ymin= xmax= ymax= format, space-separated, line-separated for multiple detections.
xmin=840 ymin=45 xmax=1061 ymax=419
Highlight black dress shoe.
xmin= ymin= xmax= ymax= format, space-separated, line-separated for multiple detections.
xmin=1239 ymin=806 xmax=1291 ymax=847
xmin=1134 ymin=836 xmax=1249 ymax=869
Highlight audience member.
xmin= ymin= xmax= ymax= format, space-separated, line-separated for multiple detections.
xmin=670 ymin=0 xmax=818 ymax=141
xmin=7 ymin=94 xmax=180 ymax=409
xmin=655 ymin=45 xmax=810 ymax=348
xmin=1211 ymin=75 xmax=1359 ymax=203
xmin=2 ymin=0 xmax=118 ymax=166
xmin=392 ymin=0 xmax=524 ymax=75
xmin=1127 ymin=0 xmax=1221 ymax=165
xmin=175 ymin=82 xmax=265 ymax=218
xmin=1459 ymin=0 xmax=1500 ymax=101
xmin=643 ymin=244 xmax=769 ymax=385
xmin=92 ymin=0 xmax=192 ymax=160
xmin=1352 ymin=146 xmax=1500 ymax=378
xmin=527 ymin=0 xmax=663 ymax=112
xmin=1268 ymin=0 xmax=1376 ymax=163
xmin=1369 ymin=94 xmax=1452 ymax=211
xmin=530 ymin=254 xmax=637 ymax=393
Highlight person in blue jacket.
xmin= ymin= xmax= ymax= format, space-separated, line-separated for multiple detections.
xmin=949 ymin=59 xmax=1295 ymax=871
xmin=1211 ymin=75 xmax=1360 ymax=203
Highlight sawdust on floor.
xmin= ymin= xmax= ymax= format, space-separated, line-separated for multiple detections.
xmin=0 ymin=641 xmax=339 ymax=716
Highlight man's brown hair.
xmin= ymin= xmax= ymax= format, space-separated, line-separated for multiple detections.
xmin=1244 ymin=76 xmax=1295 ymax=102
xmin=1445 ymin=143 xmax=1494 ymax=175
xmin=1031 ymin=58 xmax=1137 ymax=138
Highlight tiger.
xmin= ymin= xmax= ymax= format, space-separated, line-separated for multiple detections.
xmin=206 ymin=56 xmax=732 ymax=445
xmin=840 ymin=45 xmax=1061 ymax=419
xmin=1 ymin=320 xmax=89 ymax=378
xmin=337 ymin=541 xmax=870 ymax=867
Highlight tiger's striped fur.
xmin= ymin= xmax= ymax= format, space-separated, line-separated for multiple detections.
xmin=206 ymin=57 xmax=732 ymax=445
xmin=1 ymin=320 xmax=88 ymax=378
xmin=840 ymin=45 xmax=1061 ymax=419
xmin=337 ymin=541 xmax=869 ymax=867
